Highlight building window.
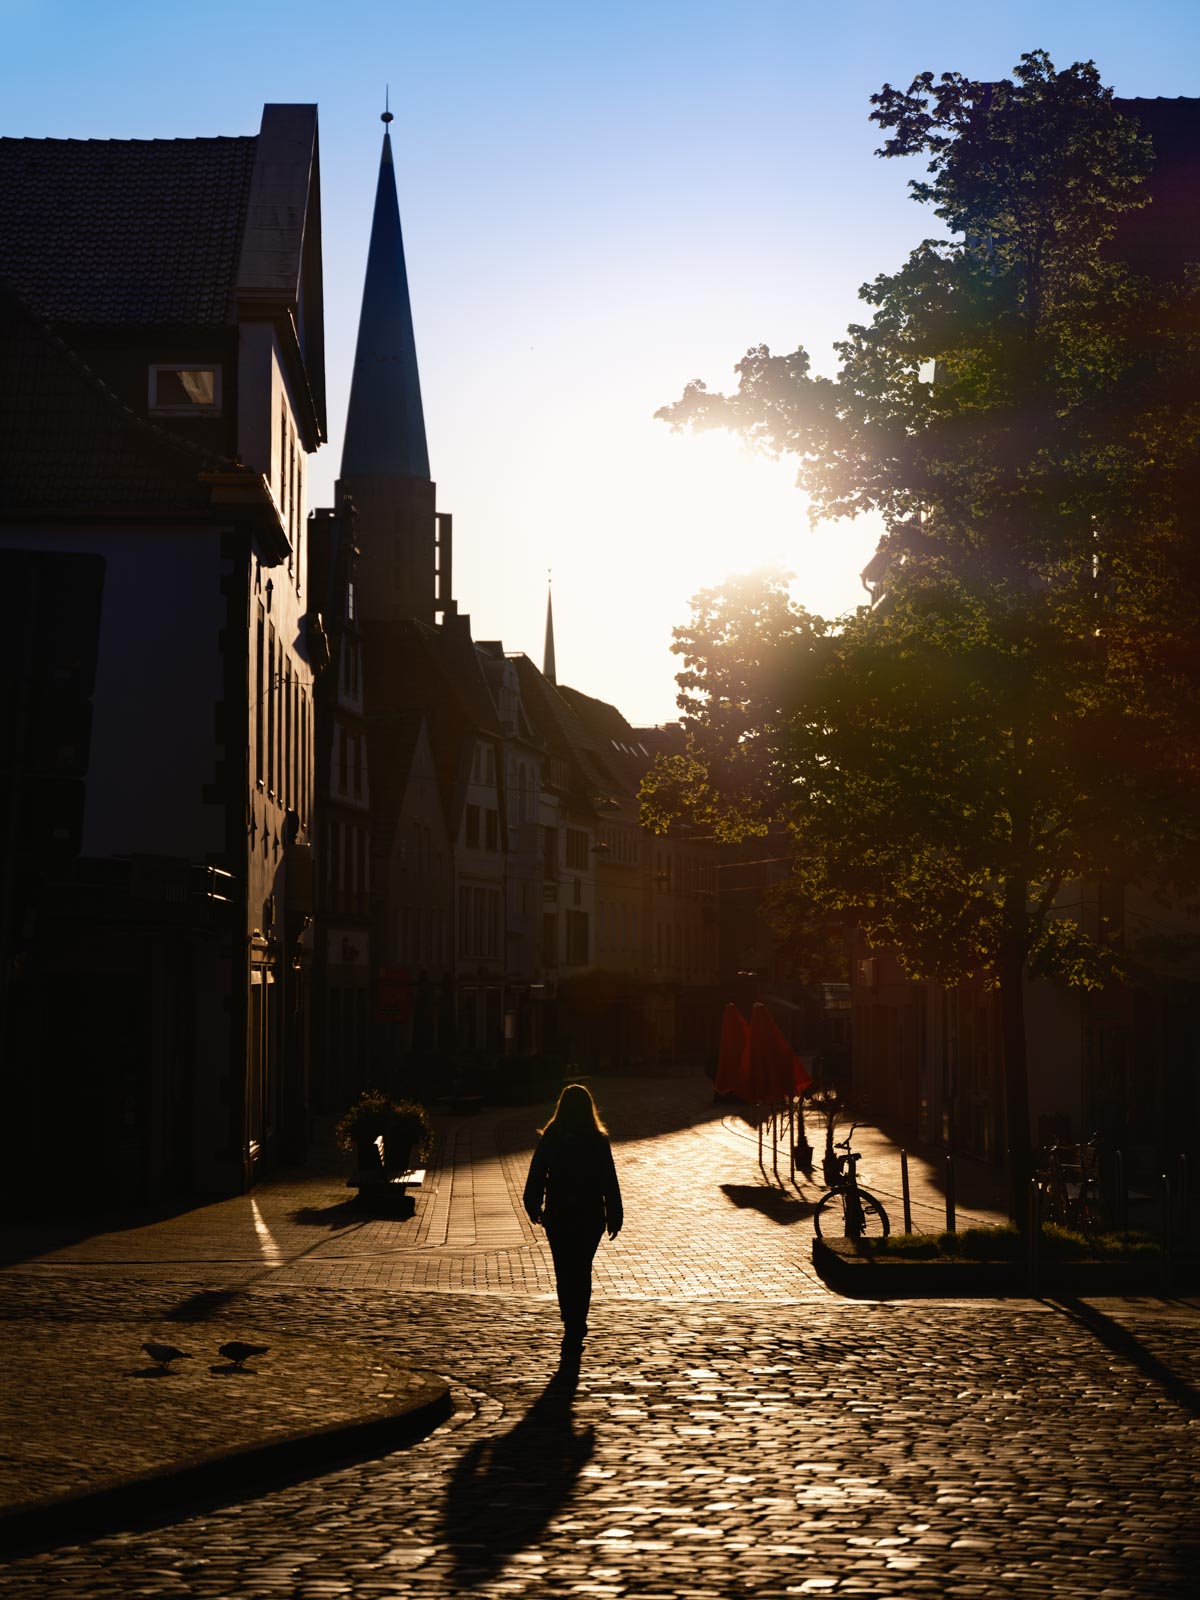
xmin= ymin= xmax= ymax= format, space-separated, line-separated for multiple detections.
xmin=542 ymin=912 xmax=558 ymax=968
xmin=267 ymin=625 xmax=277 ymax=796
xmin=565 ymin=828 xmax=588 ymax=871
xmin=459 ymin=885 xmax=500 ymax=958
xmin=543 ymin=825 xmax=558 ymax=878
xmin=465 ymin=804 xmax=480 ymax=849
xmin=565 ymin=909 xmax=589 ymax=966
xmin=279 ymin=395 xmax=288 ymax=514
xmin=485 ymin=809 xmax=499 ymax=851
xmin=283 ymin=659 xmax=293 ymax=809
xmin=148 ymin=364 xmax=221 ymax=414
xmin=255 ymin=603 xmax=265 ymax=787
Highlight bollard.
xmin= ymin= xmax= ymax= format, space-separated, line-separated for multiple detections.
xmin=901 ymin=1149 xmax=913 ymax=1235
xmin=1115 ymin=1149 xmax=1126 ymax=1232
xmin=1178 ymin=1153 xmax=1189 ymax=1241
xmin=1162 ymin=1172 xmax=1173 ymax=1296
xmin=1027 ymin=1178 xmax=1041 ymax=1297
xmin=789 ymin=1099 xmax=795 ymax=1180
xmin=945 ymin=1154 xmax=956 ymax=1234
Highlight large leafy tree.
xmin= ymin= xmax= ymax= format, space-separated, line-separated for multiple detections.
xmin=645 ymin=53 xmax=1200 ymax=1210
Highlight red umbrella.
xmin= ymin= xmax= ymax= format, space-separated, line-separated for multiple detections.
xmin=715 ymin=1003 xmax=749 ymax=1095
xmin=742 ymin=1002 xmax=812 ymax=1100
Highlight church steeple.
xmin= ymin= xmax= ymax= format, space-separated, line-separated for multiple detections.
xmin=543 ymin=576 xmax=557 ymax=684
xmin=341 ymin=108 xmax=429 ymax=480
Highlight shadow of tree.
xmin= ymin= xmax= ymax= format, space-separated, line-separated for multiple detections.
xmin=287 ymin=1200 xmax=365 ymax=1228
xmin=720 ymin=1183 xmax=817 ymax=1225
xmin=442 ymin=1364 xmax=594 ymax=1584
xmin=164 ymin=1288 xmax=244 ymax=1323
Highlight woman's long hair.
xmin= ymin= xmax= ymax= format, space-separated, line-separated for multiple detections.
xmin=538 ymin=1082 xmax=607 ymax=1138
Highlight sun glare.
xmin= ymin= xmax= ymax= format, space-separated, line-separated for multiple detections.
xmin=640 ymin=431 xmax=881 ymax=622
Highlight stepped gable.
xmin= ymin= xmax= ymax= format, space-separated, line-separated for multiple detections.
xmin=0 ymin=286 xmax=234 ymax=519
xmin=364 ymin=615 xmax=502 ymax=838
xmin=0 ymin=134 xmax=258 ymax=326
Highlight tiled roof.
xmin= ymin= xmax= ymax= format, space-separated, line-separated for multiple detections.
xmin=0 ymin=287 xmax=230 ymax=518
xmin=0 ymin=135 xmax=257 ymax=324
xmin=557 ymin=685 xmax=653 ymax=794
xmin=512 ymin=656 xmax=613 ymax=803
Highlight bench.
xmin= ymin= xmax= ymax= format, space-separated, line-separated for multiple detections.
xmin=430 ymin=1092 xmax=484 ymax=1116
xmin=346 ymin=1135 xmax=426 ymax=1210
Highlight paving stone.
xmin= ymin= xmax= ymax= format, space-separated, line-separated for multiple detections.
xmin=1 ymin=1075 xmax=1198 ymax=1596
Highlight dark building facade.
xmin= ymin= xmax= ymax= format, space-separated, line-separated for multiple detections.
xmin=0 ymin=106 xmax=327 ymax=1205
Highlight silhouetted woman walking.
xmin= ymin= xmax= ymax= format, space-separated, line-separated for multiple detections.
xmin=523 ymin=1083 xmax=622 ymax=1356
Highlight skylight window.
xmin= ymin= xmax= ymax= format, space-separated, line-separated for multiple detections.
xmin=149 ymin=364 xmax=222 ymax=414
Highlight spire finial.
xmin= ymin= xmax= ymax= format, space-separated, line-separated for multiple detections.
xmin=381 ymin=86 xmax=393 ymax=125
xmin=543 ymin=573 xmax=557 ymax=684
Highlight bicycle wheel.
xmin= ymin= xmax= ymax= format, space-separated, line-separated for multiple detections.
xmin=813 ymin=1188 xmax=890 ymax=1239
xmin=856 ymin=1188 xmax=890 ymax=1238
xmin=812 ymin=1191 xmax=840 ymax=1239
xmin=1074 ymin=1181 xmax=1108 ymax=1237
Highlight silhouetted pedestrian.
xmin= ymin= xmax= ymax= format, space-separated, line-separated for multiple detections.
xmin=523 ymin=1083 xmax=622 ymax=1358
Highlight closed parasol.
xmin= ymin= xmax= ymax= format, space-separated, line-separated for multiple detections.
xmin=742 ymin=1002 xmax=812 ymax=1100
xmin=715 ymin=1003 xmax=750 ymax=1095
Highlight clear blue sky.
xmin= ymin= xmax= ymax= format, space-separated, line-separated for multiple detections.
xmin=4 ymin=1 xmax=1198 ymax=720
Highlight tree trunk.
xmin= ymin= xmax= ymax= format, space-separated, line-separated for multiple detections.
xmin=998 ymin=884 xmax=1032 ymax=1228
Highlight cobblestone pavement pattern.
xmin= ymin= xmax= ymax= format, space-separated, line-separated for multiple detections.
xmin=2 ymin=1074 xmax=1197 ymax=1597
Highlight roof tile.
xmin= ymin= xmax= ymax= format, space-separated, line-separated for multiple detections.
xmin=0 ymin=135 xmax=257 ymax=325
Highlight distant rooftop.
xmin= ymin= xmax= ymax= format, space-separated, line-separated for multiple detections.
xmin=1114 ymin=97 xmax=1200 ymax=281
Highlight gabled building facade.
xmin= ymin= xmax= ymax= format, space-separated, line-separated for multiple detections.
xmin=0 ymin=106 xmax=326 ymax=1204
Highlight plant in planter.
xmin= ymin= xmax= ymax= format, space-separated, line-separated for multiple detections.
xmin=805 ymin=1087 xmax=845 ymax=1188
xmin=382 ymin=1099 xmax=434 ymax=1174
xmin=335 ymin=1090 xmax=399 ymax=1174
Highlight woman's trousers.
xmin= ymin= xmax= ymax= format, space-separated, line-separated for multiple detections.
xmin=545 ymin=1219 xmax=604 ymax=1338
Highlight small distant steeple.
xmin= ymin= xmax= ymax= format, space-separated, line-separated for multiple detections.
xmin=543 ymin=573 xmax=557 ymax=684
xmin=341 ymin=101 xmax=430 ymax=480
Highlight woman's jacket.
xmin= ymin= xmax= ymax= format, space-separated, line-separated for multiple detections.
xmin=523 ymin=1127 xmax=623 ymax=1233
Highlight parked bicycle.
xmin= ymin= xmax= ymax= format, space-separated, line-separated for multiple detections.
xmin=812 ymin=1126 xmax=890 ymax=1239
xmin=1034 ymin=1133 xmax=1107 ymax=1236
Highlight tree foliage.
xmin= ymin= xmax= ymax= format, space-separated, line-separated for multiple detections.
xmin=644 ymin=52 xmax=1200 ymax=1189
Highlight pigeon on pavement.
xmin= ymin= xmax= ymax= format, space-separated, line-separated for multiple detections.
xmin=142 ymin=1341 xmax=192 ymax=1370
xmin=218 ymin=1340 xmax=271 ymax=1368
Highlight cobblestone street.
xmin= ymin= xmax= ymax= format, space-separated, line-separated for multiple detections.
xmin=2 ymin=1075 xmax=1197 ymax=1597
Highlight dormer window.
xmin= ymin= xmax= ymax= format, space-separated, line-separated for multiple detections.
xmin=149 ymin=364 xmax=222 ymax=414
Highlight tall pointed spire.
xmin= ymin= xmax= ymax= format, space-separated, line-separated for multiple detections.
xmin=341 ymin=108 xmax=430 ymax=480
xmin=543 ymin=574 xmax=557 ymax=684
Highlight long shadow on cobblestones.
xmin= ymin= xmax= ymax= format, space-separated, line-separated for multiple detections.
xmin=287 ymin=1200 xmax=367 ymax=1228
xmin=1048 ymin=1296 xmax=1200 ymax=1418
xmin=442 ymin=1365 xmax=594 ymax=1585
xmin=164 ymin=1288 xmax=245 ymax=1323
xmin=720 ymin=1183 xmax=817 ymax=1225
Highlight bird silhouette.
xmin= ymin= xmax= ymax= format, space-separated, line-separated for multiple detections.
xmin=218 ymin=1340 xmax=271 ymax=1369
xmin=142 ymin=1341 xmax=192 ymax=1370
